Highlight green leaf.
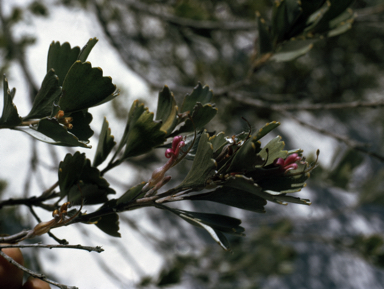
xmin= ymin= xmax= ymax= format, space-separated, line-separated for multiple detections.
xmin=175 ymin=102 xmax=217 ymax=135
xmin=69 ymin=111 xmax=94 ymax=141
xmin=271 ymin=40 xmax=315 ymax=62
xmin=272 ymin=0 xmax=289 ymax=44
xmin=116 ymin=182 xmax=146 ymax=207
xmin=165 ymin=207 xmax=244 ymax=250
xmin=181 ymin=213 xmax=231 ymax=250
xmin=59 ymin=61 xmax=117 ymax=113
xmin=257 ymin=168 xmax=310 ymax=194
xmin=256 ymin=13 xmax=273 ymax=54
xmin=95 ymin=213 xmax=121 ymax=237
xmin=24 ymin=69 xmax=62 ymax=120
xmin=180 ymin=210 xmax=244 ymax=235
xmin=59 ymin=153 xmax=115 ymax=204
xmin=117 ymin=101 xmax=167 ymax=159
xmin=311 ymin=0 xmax=354 ymax=35
xmin=224 ymin=174 xmax=310 ymax=206
xmin=180 ymin=83 xmax=213 ymax=113
xmin=187 ymin=186 xmax=267 ymax=213
xmin=16 ymin=118 xmax=90 ymax=148
xmin=78 ymin=38 xmax=98 ymax=62
xmin=59 ymin=152 xmax=86 ymax=196
xmin=47 ymin=41 xmax=80 ymax=86
xmin=93 ymin=117 xmax=116 ymax=167
xmin=0 ymin=76 xmax=21 ymax=126
xmin=178 ymin=131 xmax=216 ymax=189
xmin=156 ymin=85 xmax=178 ymax=136
xmin=327 ymin=9 xmax=354 ymax=37
xmin=287 ymin=0 xmax=326 ymax=38
xmin=209 ymin=132 xmax=227 ymax=155
xmin=254 ymin=121 xmax=280 ymax=141
xmin=226 ymin=136 xmax=263 ymax=173
xmin=258 ymin=136 xmax=287 ymax=166
xmin=285 ymin=0 xmax=303 ymax=26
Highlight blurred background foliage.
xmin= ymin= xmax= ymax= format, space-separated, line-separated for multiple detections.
xmin=1 ymin=0 xmax=384 ymax=288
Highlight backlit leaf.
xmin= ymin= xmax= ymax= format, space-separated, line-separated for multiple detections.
xmin=0 ymin=76 xmax=21 ymax=126
xmin=24 ymin=69 xmax=61 ymax=120
xmin=93 ymin=117 xmax=116 ymax=167
xmin=60 ymin=61 xmax=117 ymax=113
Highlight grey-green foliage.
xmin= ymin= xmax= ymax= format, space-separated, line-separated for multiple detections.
xmin=3 ymin=0 xmax=383 ymax=288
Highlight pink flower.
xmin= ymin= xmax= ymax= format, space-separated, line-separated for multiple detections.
xmin=143 ymin=136 xmax=185 ymax=193
xmin=274 ymin=153 xmax=302 ymax=172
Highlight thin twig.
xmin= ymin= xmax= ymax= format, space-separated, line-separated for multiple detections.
xmin=0 ymin=191 xmax=59 ymax=210
xmin=0 ymin=243 xmax=104 ymax=253
xmin=0 ymin=250 xmax=77 ymax=289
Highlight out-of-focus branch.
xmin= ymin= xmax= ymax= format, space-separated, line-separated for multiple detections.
xmin=119 ymin=0 xmax=258 ymax=31
xmin=0 ymin=249 xmax=78 ymax=289
xmin=280 ymin=110 xmax=384 ymax=162
xmin=227 ymin=91 xmax=384 ymax=162
xmin=355 ymin=3 xmax=384 ymax=22
xmin=227 ymin=91 xmax=384 ymax=111
xmin=0 ymin=0 xmax=39 ymax=102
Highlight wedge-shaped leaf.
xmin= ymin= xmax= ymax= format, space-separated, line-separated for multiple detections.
xmin=175 ymin=102 xmax=217 ymax=135
xmin=0 ymin=76 xmax=21 ymax=126
xmin=114 ymin=100 xmax=146 ymax=158
xmin=284 ymin=0 xmax=326 ymax=39
xmin=327 ymin=9 xmax=354 ymax=37
xmin=47 ymin=41 xmax=80 ymax=86
xmin=24 ymin=69 xmax=62 ymax=120
xmin=95 ymin=213 xmax=121 ymax=237
xmin=311 ymin=0 xmax=354 ymax=35
xmin=180 ymin=213 xmax=230 ymax=250
xmin=271 ymin=0 xmax=289 ymax=44
xmin=181 ymin=131 xmax=203 ymax=161
xmin=178 ymin=210 xmax=244 ymax=236
xmin=226 ymin=136 xmax=263 ymax=173
xmin=254 ymin=121 xmax=280 ymax=141
xmin=209 ymin=132 xmax=227 ymax=155
xmin=304 ymin=1 xmax=331 ymax=32
xmin=181 ymin=83 xmax=213 ymax=113
xmin=256 ymin=168 xmax=310 ymax=194
xmin=165 ymin=207 xmax=244 ymax=250
xmin=17 ymin=119 xmax=90 ymax=148
xmin=59 ymin=61 xmax=117 ymax=113
xmin=186 ymin=186 xmax=266 ymax=213
xmin=59 ymin=153 xmax=115 ymax=204
xmin=59 ymin=152 xmax=86 ymax=196
xmin=116 ymin=182 xmax=146 ymax=207
xmin=256 ymin=13 xmax=273 ymax=54
xmin=156 ymin=86 xmax=178 ymax=136
xmin=285 ymin=0 xmax=303 ymax=26
xmin=258 ymin=136 xmax=287 ymax=166
xmin=272 ymin=40 xmax=314 ymax=62
xmin=119 ymin=101 xmax=167 ymax=159
xmin=78 ymin=38 xmax=98 ymax=62
xmin=178 ymin=131 xmax=216 ymax=189
xmin=69 ymin=111 xmax=94 ymax=141
xmin=224 ymin=174 xmax=310 ymax=206
xmin=93 ymin=117 xmax=116 ymax=167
